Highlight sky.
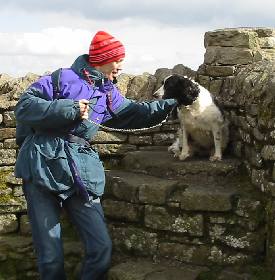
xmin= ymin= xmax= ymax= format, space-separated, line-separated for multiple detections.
xmin=0 ymin=0 xmax=274 ymax=77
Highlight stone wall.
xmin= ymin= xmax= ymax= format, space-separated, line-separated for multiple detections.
xmin=0 ymin=27 xmax=275 ymax=278
xmin=196 ymin=27 xmax=275 ymax=269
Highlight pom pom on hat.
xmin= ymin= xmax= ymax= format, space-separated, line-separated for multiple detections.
xmin=89 ymin=31 xmax=125 ymax=66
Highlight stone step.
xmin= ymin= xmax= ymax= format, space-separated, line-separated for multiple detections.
xmin=120 ymin=150 xmax=242 ymax=179
xmin=107 ymin=260 xmax=273 ymax=280
xmin=107 ymin=261 xmax=208 ymax=280
xmin=105 ymin=170 xmax=238 ymax=212
xmin=105 ymin=170 xmax=178 ymax=205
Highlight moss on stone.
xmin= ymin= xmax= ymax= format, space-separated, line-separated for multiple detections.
xmin=0 ymin=171 xmax=14 ymax=204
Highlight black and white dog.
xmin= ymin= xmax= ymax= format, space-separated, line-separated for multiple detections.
xmin=154 ymin=74 xmax=229 ymax=161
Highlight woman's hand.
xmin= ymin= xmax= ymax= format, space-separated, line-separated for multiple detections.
xmin=79 ymin=99 xmax=89 ymax=119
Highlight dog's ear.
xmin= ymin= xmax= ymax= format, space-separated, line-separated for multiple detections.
xmin=177 ymin=80 xmax=200 ymax=105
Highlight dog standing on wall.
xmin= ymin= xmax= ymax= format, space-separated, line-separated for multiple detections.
xmin=153 ymin=75 xmax=229 ymax=161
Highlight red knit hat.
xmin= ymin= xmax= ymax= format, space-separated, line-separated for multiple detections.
xmin=89 ymin=31 xmax=125 ymax=66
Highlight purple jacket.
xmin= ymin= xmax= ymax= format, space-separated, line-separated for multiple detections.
xmin=14 ymin=54 xmax=177 ymax=199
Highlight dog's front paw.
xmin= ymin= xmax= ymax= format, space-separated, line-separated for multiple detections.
xmin=209 ymin=155 xmax=222 ymax=161
xmin=168 ymin=146 xmax=180 ymax=154
xmin=179 ymin=152 xmax=190 ymax=161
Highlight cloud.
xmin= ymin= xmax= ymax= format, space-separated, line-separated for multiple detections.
xmin=1 ymin=0 xmax=274 ymax=26
xmin=0 ymin=0 xmax=273 ymax=77
xmin=0 ymin=24 xmax=206 ymax=77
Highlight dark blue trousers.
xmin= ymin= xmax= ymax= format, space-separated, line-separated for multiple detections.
xmin=23 ymin=182 xmax=112 ymax=280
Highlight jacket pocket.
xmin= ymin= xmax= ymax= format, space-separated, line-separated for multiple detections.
xmin=32 ymin=137 xmax=74 ymax=191
xmin=69 ymin=143 xmax=105 ymax=196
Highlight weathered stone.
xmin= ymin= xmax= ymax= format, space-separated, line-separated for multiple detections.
xmin=209 ymin=245 xmax=252 ymax=265
xmin=3 ymin=139 xmax=17 ymax=149
xmin=159 ymin=242 xmax=210 ymax=265
xmin=251 ymin=169 xmax=266 ymax=189
xmin=128 ymin=135 xmax=153 ymax=145
xmin=239 ymin=129 xmax=251 ymax=143
xmin=117 ymin=73 xmax=134 ymax=96
xmin=92 ymin=131 xmax=127 ymax=143
xmin=94 ymin=143 xmax=137 ymax=156
xmin=122 ymin=150 xmax=241 ymax=178
xmin=204 ymin=29 xmax=259 ymax=48
xmin=244 ymin=145 xmax=263 ymax=168
xmin=0 ymin=149 xmax=16 ymax=166
xmin=0 ymin=128 xmax=16 ymax=141
xmin=138 ymin=179 xmax=177 ymax=205
xmin=3 ymin=111 xmax=16 ymax=127
xmin=180 ymin=185 xmax=234 ymax=212
xmin=0 ymin=214 xmax=18 ymax=233
xmin=209 ymin=224 xmax=265 ymax=252
xmin=109 ymin=225 xmax=158 ymax=256
xmin=172 ymin=64 xmax=196 ymax=79
xmin=204 ymin=65 xmax=235 ymax=77
xmin=0 ymin=196 xmax=27 ymax=213
xmin=152 ymin=133 xmax=175 ymax=146
xmin=103 ymin=199 xmax=142 ymax=222
xmin=258 ymin=37 xmax=275 ymax=49
xmin=19 ymin=214 xmax=31 ymax=235
xmin=234 ymin=198 xmax=264 ymax=221
xmin=204 ymin=47 xmax=255 ymax=65
xmin=209 ymin=79 xmax=223 ymax=96
xmin=5 ymin=172 xmax=22 ymax=186
xmin=144 ymin=206 xmax=204 ymax=236
xmin=126 ymin=73 xmax=157 ymax=101
xmin=108 ymin=261 xmax=164 ymax=280
xmin=108 ymin=261 xmax=209 ymax=280
xmin=261 ymin=145 xmax=275 ymax=160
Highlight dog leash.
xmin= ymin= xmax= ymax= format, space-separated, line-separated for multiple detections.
xmin=86 ymin=113 xmax=170 ymax=133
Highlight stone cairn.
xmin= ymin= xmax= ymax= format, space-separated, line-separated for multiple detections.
xmin=0 ymin=27 xmax=275 ymax=279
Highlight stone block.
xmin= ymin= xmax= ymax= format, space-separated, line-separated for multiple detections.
xmin=95 ymin=143 xmax=137 ymax=156
xmin=128 ymin=135 xmax=152 ymax=145
xmin=92 ymin=131 xmax=127 ymax=143
xmin=180 ymin=185 xmax=234 ymax=212
xmin=3 ymin=111 xmax=16 ymax=127
xmin=159 ymin=242 xmax=210 ymax=265
xmin=103 ymin=199 xmax=142 ymax=222
xmin=204 ymin=65 xmax=235 ymax=77
xmin=204 ymin=29 xmax=259 ymax=48
xmin=261 ymin=145 xmax=275 ymax=160
xmin=152 ymin=133 xmax=175 ymax=146
xmin=3 ymin=139 xmax=17 ymax=149
xmin=0 ymin=128 xmax=16 ymax=141
xmin=209 ymin=224 xmax=265 ymax=252
xmin=0 ymin=149 xmax=16 ymax=166
xmin=19 ymin=214 xmax=31 ymax=235
xmin=109 ymin=225 xmax=158 ymax=256
xmin=138 ymin=179 xmax=177 ymax=205
xmin=204 ymin=46 xmax=255 ymax=65
xmin=0 ymin=214 xmax=18 ymax=233
xmin=144 ymin=206 xmax=204 ymax=236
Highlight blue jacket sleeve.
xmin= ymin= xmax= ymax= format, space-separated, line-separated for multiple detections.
xmin=103 ymin=98 xmax=177 ymax=129
xmin=15 ymin=79 xmax=81 ymax=131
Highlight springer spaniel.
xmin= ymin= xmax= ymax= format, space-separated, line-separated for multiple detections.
xmin=154 ymin=75 xmax=229 ymax=161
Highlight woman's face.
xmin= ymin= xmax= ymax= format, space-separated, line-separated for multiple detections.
xmin=96 ymin=59 xmax=124 ymax=81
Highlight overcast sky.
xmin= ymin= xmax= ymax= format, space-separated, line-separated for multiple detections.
xmin=0 ymin=0 xmax=274 ymax=77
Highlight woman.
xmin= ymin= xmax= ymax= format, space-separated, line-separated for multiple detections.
xmin=14 ymin=30 xmax=176 ymax=280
